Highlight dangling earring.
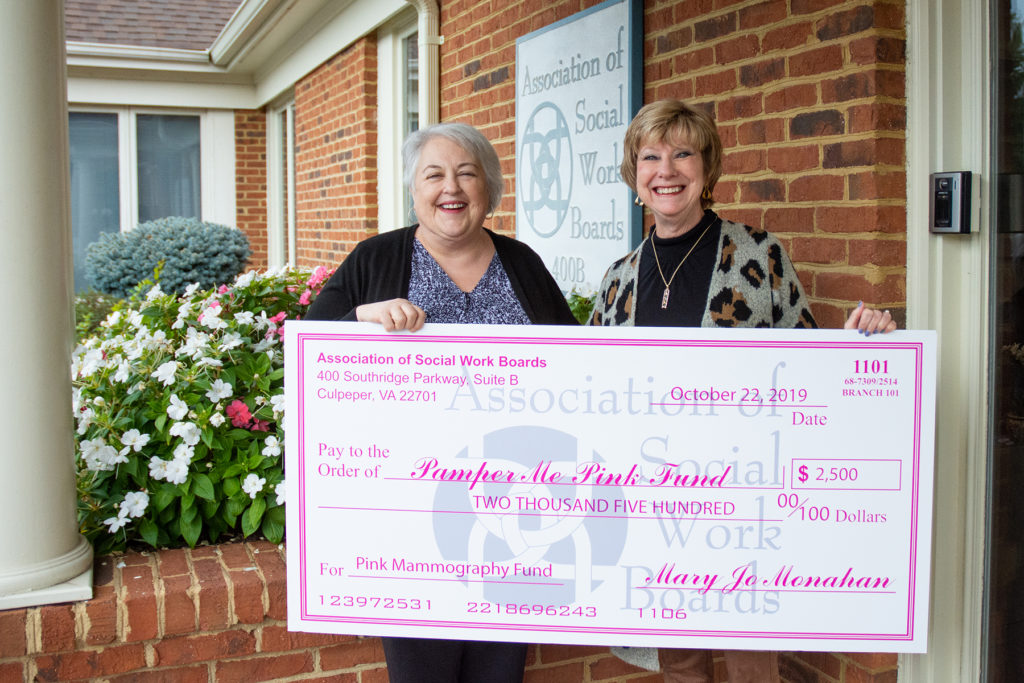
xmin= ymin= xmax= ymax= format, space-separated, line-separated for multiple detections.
xmin=634 ymin=195 xmax=644 ymax=207
xmin=701 ymin=186 xmax=712 ymax=200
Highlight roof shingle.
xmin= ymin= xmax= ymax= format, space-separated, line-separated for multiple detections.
xmin=65 ymin=0 xmax=243 ymax=51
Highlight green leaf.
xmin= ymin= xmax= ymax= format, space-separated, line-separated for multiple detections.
xmin=139 ymin=518 xmax=159 ymax=547
xmin=180 ymin=513 xmax=202 ymax=547
xmin=154 ymin=414 xmax=167 ymax=432
xmin=192 ymin=473 xmax=215 ymax=501
xmin=180 ymin=500 xmax=198 ymax=524
xmin=140 ymin=306 xmax=163 ymax=318
xmin=226 ymin=493 xmax=247 ymax=517
xmin=242 ymin=497 xmax=266 ymax=537
xmin=201 ymin=427 xmax=214 ymax=448
xmin=153 ymin=484 xmax=177 ymax=512
xmin=262 ymin=505 xmax=285 ymax=543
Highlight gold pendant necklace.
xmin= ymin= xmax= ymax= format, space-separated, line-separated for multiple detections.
xmin=649 ymin=220 xmax=714 ymax=309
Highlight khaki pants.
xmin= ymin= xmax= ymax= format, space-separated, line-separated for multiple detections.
xmin=660 ymin=649 xmax=780 ymax=683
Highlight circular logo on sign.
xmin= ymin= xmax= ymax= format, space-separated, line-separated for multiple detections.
xmin=431 ymin=426 xmax=627 ymax=605
xmin=519 ymin=103 xmax=573 ymax=238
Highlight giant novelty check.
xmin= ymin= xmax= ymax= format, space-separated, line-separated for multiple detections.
xmin=285 ymin=322 xmax=936 ymax=652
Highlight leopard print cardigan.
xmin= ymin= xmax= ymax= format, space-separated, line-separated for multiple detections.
xmin=588 ymin=217 xmax=817 ymax=328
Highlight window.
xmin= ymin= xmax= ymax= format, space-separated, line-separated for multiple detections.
xmin=69 ymin=113 xmax=120 ymax=292
xmin=67 ymin=108 xmax=234 ymax=291
xmin=136 ymin=114 xmax=200 ymax=222
xmin=378 ymin=13 xmax=420 ymax=231
xmin=267 ymin=99 xmax=297 ymax=268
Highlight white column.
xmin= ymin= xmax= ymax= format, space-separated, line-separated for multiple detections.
xmin=0 ymin=0 xmax=93 ymax=609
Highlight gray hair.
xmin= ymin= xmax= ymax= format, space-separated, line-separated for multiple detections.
xmin=402 ymin=122 xmax=504 ymax=215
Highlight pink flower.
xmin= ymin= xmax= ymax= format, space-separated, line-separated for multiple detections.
xmin=306 ymin=265 xmax=329 ymax=289
xmin=218 ymin=285 xmax=229 ymax=294
xmin=269 ymin=311 xmax=288 ymax=324
xmin=226 ymin=400 xmax=252 ymax=428
xmin=250 ymin=419 xmax=270 ymax=432
xmin=299 ymin=290 xmax=312 ymax=306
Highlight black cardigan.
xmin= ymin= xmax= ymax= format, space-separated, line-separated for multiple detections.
xmin=305 ymin=226 xmax=578 ymax=325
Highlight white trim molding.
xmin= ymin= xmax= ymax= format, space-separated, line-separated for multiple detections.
xmin=902 ymin=0 xmax=990 ymax=680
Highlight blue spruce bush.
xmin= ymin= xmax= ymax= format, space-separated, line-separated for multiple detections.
xmin=86 ymin=217 xmax=251 ymax=298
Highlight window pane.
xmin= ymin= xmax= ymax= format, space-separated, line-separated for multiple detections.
xmin=137 ymin=114 xmax=200 ymax=222
xmin=403 ymin=33 xmax=419 ymax=220
xmin=69 ymin=112 xmax=119 ymax=292
xmin=986 ymin=1 xmax=1024 ymax=678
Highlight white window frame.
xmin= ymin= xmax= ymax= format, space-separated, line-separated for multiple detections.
xmin=68 ymin=106 xmax=235 ymax=231
xmin=378 ymin=11 xmax=419 ymax=232
xmin=267 ymin=97 xmax=297 ymax=268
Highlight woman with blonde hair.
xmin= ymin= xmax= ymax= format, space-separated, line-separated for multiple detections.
xmin=592 ymin=99 xmax=894 ymax=682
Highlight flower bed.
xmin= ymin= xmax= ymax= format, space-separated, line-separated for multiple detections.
xmin=72 ymin=266 xmax=331 ymax=555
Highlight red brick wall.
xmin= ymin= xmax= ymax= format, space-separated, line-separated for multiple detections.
xmin=440 ymin=0 xmax=907 ymax=328
xmin=293 ymin=36 xmax=380 ymax=270
xmin=235 ymin=109 xmax=269 ymax=269
xmin=0 ymin=543 xmax=897 ymax=682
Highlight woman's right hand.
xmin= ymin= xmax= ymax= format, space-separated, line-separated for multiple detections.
xmin=355 ymin=299 xmax=427 ymax=332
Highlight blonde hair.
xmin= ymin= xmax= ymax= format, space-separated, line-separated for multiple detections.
xmin=620 ymin=100 xmax=723 ymax=210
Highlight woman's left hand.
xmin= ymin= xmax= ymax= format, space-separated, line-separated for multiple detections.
xmin=844 ymin=302 xmax=897 ymax=336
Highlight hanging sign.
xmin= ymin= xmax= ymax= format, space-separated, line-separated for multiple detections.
xmin=515 ymin=0 xmax=643 ymax=293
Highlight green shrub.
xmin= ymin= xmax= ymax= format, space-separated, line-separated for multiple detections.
xmin=72 ymin=265 xmax=332 ymax=554
xmin=75 ymin=290 xmax=124 ymax=340
xmin=567 ymin=290 xmax=595 ymax=325
xmin=85 ymin=217 xmax=251 ymax=298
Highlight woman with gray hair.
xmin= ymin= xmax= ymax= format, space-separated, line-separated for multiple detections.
xmin=306 ymin=121 xmax=576 ymax=682
xmin=308 ymin=121 xmax=575 ymax=331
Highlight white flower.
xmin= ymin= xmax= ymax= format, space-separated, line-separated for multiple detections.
xmin=173 ymin=443 xmax=195 ymax=462
xmin=270 ymin=394 xmax=285 ymax=417
xmin=167 ymin=394 xmax=189 ymax=420
xmin=176 ymin=327 xmax=211 ymax=359
xmin=145 ymin=284 xmax=165 ymax=301
xmin=122 ymin=337 xmax=145 ymax=360
xmin=104 ymin=512 xmax=129 ymax=533
xmin=148 ymin=457 xmax=170 ymax=481
xmin=152 ymin=360 xmax=179 ymax=386
xmin=184 ymin=282 xmax=201 ymax=297
xmin=209 ymin=412 xmax=226 ymax=427
xmin=81 ymin=438 xmax=124 ymax=471
xmin=254 ymin=311 xmax=272 ymax=331
xmin=80 ymin=436 xmax=106 ymax=461
xmin=169 ymin=421 xmax=201 ymax=446
xmin=253 ymin=337 xmax=278 ymax=353
xmin=197 ymin=357 xmax=223 ymax=368
xmin=121 ymin=491 xmax=149 ymax=518
xmin=165 ymin=458 xmax=189 ymax=485
xmin=127 ymin=311 xmax=145 ymax=328
xmin=242 ymin=473 xmax=266 ymax=499
xmin=113 ymin=359 xmax=132 ymax=383
xmin=199 ymin=305 xmax=228 ymax=331
xmin=275 ymin=480 xmax=286 ymax=505
xmin=76 ymin=406 xmax=95 ymax=435
xmin=93 ymin=396 xmax=106 ymax=407
xmin=262 ymin=436 xmax=281 ymax=458
xmin=233 ymin=311 xmax=255 ymax=325
xmin=219 ymin=332 xmax=244 ymax=351
xmin=205 ymin=379 xmax=233 ymax=403
xmin=101 ymin=310 xmax=121 ymax=328
xmin=144 ymin=329 xmax=168 ymax=350
xmin=234 ymin=270 xmax=257 ymax=288
xmin=119 ymin=429 xmax=150 ymax=453
xmin=78 ymin=349 xmax=104 ymax=378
